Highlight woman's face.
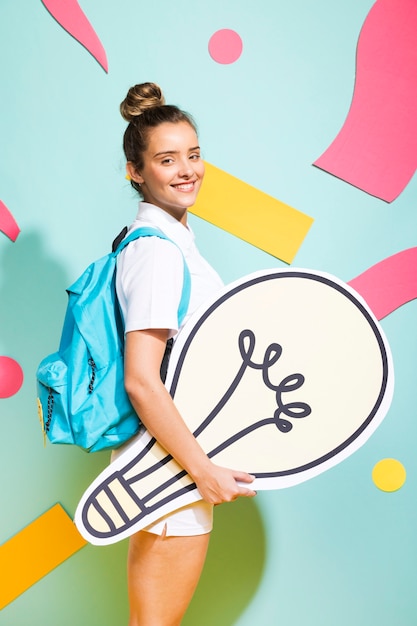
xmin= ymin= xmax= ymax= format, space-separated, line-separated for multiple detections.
xmin=128 ymin=121 xmax=205 ymax=224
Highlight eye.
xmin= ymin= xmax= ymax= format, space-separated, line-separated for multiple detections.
xmin=190 ymin=153 xmax=201 ymax=160
xmin=161 ymin=157 xmax=174 ymax=165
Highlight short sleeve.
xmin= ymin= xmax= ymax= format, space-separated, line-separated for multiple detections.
xmin=116 ymin=236 xmax=185 ymax=336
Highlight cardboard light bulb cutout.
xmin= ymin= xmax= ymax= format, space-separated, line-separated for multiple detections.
xmin=75 ymin=269 xmax=393 ymax=545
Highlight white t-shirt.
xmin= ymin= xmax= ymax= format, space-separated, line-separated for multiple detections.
xmin=116 ymin=202 xmax=224 ymax=337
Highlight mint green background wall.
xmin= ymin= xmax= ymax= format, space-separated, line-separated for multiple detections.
xmin=1 ymin=0 xmax=416 ymax=624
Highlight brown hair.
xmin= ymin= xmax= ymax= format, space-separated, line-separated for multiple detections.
xmin=120 ymin=82 xmax=197 ymax=195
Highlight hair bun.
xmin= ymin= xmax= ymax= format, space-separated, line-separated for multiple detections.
xmin=120 ymin=82 xmax=165 ymax=122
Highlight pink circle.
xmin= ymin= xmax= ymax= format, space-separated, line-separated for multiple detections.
xmin=208 ymin=29 xmax=243 ymax=65
xmin=0 ymin=356 xmax=24 ymax=398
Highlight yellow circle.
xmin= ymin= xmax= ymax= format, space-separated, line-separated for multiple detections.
xmin=372 ymin=458 xmax=406 ymax=492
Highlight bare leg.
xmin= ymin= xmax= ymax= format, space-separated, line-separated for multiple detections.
xmin=127 ymin=530 xmax=210 ymax=626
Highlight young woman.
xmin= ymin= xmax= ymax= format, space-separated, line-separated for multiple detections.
xmin=116 ymin=82 xmax=256 ymax=626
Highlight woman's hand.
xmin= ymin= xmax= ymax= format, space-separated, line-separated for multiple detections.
xmin=191 ymin=461 xmax=257 ymax=505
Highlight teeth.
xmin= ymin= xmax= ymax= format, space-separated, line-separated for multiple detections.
xmin=174 ymin=183 xmax=194 ymax=191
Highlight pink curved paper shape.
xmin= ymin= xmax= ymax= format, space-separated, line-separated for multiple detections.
xmin=41 ymin=0 xmax=108 ymax=72
xmin=0 ymin=200 xmax=20 ymax=242
xmin=314 ymin=0 xmax=417 ymax=202
xmin=348 ymin=247 xmax=417 ymax=320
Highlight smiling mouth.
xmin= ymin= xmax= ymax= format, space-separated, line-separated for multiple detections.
xmin=171 ymin=182 xmax=196 ymax=192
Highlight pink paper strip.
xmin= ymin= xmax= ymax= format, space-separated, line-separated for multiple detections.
xmin=314 ymin=0 xmax=417 ymax=202
xmin=0 ymin=200 xmax=20 ymax=242
xmin=348 ymin=247 xmax=417 ymax=320
xmin=41 ymin=0 xmax=108 ymax=73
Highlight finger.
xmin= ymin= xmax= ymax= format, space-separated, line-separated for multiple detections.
xmin=233 ymin=471 xmax=255 ymax=483
xmin=238 ymin=487 xmax=257 ymax=498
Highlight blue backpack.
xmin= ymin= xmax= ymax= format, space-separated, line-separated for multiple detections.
xmin=36 ymin=226 xmax=191 ymax=452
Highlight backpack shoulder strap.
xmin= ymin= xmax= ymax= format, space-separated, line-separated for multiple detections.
xmin=113 ymin=226 xmax=167 ymax=256
xmin=113 ymin=226 xmax=191 ymax=326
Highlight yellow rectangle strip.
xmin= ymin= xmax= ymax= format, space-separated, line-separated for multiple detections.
xmin=190 ymin=162 xmax=313 ymax=264
xmin=0 ymin=503 xmax=87 ymax=609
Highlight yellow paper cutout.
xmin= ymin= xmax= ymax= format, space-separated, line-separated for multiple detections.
xmin=0 ymin=503 xmax=87 ymax=609
xmin=190 ymin=162 xmax=313 ymax=264
xmin=372 ymin=458 xmax=406 ymax=492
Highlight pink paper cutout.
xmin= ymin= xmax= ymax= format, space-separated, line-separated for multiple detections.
xmin=0 ymin=356 xmax=24 ymax=399
xmin=314 ymin=0 xmax=417 ymax=202
xmin=0 ymin=200 xmax=20 ymax=242
xmin=208 ymin=29 xmax=243 ymax=64
xmin=41 ymin=0 xmax=108 ymax=72
xmin=348 ymin=247 xmax=417 ymax=320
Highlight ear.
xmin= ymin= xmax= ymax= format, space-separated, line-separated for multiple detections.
xmin=126 ymin=162 xmax=144 ymax=184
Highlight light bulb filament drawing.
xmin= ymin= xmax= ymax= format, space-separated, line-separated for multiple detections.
xmin=205 ymin=328 xmax=312 ymax=455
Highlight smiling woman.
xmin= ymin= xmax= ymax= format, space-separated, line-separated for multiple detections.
xmin=112 ymin=83 xmax=257 ymax=626
xmin=126 ymin=121 xmax=204 ymax=225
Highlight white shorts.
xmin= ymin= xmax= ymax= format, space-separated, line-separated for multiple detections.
xmin=142 ymin=500 xmax=213 ymax=537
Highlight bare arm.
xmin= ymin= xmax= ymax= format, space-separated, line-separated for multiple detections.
xmin=124 ymin=328 xmax=256 ymax=504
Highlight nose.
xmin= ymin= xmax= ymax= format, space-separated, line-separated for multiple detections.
xmin=178 ymin=157 xmax=194 ymax=178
